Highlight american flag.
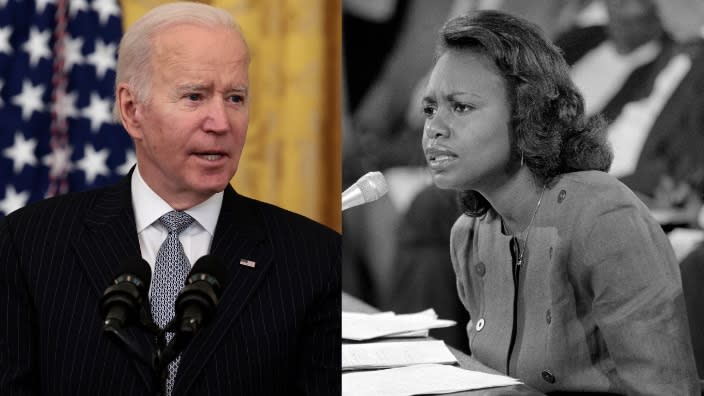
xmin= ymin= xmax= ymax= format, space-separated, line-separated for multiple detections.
xmin=0 ymin=0 xmax=134 ymax=217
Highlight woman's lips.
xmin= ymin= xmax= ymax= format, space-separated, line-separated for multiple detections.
xmin=425 ymin=146 xmax=458 ymax=170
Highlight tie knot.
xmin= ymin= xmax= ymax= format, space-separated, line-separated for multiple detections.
xmin=159 ymin=211 xmax=195 ymax=234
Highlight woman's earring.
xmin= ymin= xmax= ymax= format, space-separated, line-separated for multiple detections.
xmin=520 ymin=151 xmax=524 ymax=167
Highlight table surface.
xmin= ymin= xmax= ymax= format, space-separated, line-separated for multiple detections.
xmin=342 ymin=292 xmax=546 ymax=396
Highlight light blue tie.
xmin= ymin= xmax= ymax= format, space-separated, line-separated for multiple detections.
xmin=151 ymin=210 xmax=194 ymax=396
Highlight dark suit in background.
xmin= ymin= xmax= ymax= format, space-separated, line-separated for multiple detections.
xmin=556 ymin=25 xmax=704 ymax=197
xmin=0 ymin=174 xmax=341 ymax=395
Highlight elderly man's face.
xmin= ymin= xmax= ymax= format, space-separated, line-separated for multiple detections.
xmin=131 ymin=24 xmax=249 ymax=209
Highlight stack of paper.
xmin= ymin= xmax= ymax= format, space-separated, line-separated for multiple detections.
xmin=342 ymin=364 xmax=522 ymax=396
xmin=342 ymin=340 xmax=457 ymax=370
xmin=342 ymin=309 xmax=456 ymax=341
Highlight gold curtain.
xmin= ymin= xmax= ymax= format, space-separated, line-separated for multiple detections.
xmin=120 ymin=0 xmax=342 ymax=232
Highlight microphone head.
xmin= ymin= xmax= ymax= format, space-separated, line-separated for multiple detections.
xmin=188 ymin=255 xmax=226 ymax=291
xmin=357 ymin=171 xmax=389 ymax=202
xmin=174 ymin=255 xmax=226 ymax=334
xmin=100 ymin=257 xmax=151 ymax=330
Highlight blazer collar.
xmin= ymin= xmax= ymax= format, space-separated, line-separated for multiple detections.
xmin=74 ymin=171 xmax=141 ymax=295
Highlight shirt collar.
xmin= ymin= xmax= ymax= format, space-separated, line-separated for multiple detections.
xmin=131 ymin=165 xmax=223 ymax=235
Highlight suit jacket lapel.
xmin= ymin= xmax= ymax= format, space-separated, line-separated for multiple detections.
xmin=175 ymin=186 xmax=275 ymax=395
xmin=71 ymin=174 xmax=155 ymax=390
xmin=73 ymin=174 xmax=141 ymax=295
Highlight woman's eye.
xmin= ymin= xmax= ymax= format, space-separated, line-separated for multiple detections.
xmin=186 ymin=93 xmax=202 ymax=101
xmin=453 ymin=103 xmax=472 ymax=113
xmin=229 ymin=95 xmax=244 ymax=104
xmin=422 ymin=105 xmax=436 ymax=117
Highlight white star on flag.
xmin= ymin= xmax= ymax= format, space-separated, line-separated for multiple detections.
xmin=116 ymin=149 xmax=136 ymax=175
xmin=35 ymin=0 xmax=57 ymax=14
xmin=76 ymin=144 xmax=110 ymax=184
xmin=87 ymin=39 xmax=116 ymax=79
xmin=69 ymin=0 xmax=89 ymax=18
xmin=22 ymin=27 xmax=51 ymax=67
xmin=0 ymin=185 xmax=30 ymax=216
xmin=82 ymin=92 xmax=113 ymax=132
xmin=3 ymin=132 xmax=38 ymax=173
xmin=92 ymin=0 xmax=121 ymax=26
xmin=63 ymin=35 xmax=85 ymax=71
xmin=11 ymin=80 xmax=45 ymax=121
xmin=54 ymin=91 xmax=79 ymax=121
xmin=0 ymin=26 xmax=12 ymax=55
xmin=42 ymin=145 xmax=73 ymax=178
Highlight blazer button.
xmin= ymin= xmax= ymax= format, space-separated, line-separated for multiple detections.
xmin=557 ymin=190 xmax=567 ymax=203
xmin=541 ymin=370 xmax=556 ymax=384
xmin=475 ymin=318 xmax=485 ymax=331
xmin=475 ymin=262 xmax=486 ymax=276
xmin=545 ymin=309 xmax=551 ymax=324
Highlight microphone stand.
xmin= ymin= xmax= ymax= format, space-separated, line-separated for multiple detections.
xmin=103 ymin=324 xmax=151 ymax=367
xmin=152 ymin=319 xmax=199 ymax=396
xmin=102 ymin=308 xmax=163 ymax=395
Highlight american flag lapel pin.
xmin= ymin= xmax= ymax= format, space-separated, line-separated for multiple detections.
xmin=239 ymin=258 xmax=256 ymax=268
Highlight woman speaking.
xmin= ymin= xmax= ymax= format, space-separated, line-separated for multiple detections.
xmin=421 ymin=9 xmax=699 ymax=395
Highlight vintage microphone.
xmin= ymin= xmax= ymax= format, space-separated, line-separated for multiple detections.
xmin=99 ymin=257 xmax=152 ymax=366
xmin=342 ymin=171 xmax=389 ymax=211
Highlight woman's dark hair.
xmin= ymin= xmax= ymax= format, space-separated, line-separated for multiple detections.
xmin=439 ymin=10 xmax=613 ymax=216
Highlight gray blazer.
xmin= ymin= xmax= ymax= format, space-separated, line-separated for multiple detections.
xmin=451 ymin=171 xmax=699 ymax=394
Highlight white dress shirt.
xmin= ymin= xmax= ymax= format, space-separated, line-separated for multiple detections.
xmin=570 ymin=40 xmax=692 ymax=178
xmin=570 ymin=40 xmax=661 ymax=117
xmin=130 ymin=166 xmax=223 ymax=283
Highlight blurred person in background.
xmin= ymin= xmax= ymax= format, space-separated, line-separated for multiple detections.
xmin=556 ymin=0 xmax=704 ymax=226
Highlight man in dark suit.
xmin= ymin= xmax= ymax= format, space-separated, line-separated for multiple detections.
xmin=0 ymin=3 xmax=340 ymax=395
xmin=555 ymin=0 xmax=704 ymax=200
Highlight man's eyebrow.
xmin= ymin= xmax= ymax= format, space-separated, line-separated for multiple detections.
xmin=174 ymin=83 xmax=211 ymax=93
xmin=228 ymin=86 xmax=248 ymax=94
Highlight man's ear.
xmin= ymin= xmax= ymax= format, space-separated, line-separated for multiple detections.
xmin=117 ymin=82 xmax=144 ymax=140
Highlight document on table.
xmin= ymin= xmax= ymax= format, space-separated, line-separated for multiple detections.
xmin=342 ymin=310 xmax=456 ymax=341
xmin=344 ymin=309 xmax=441 ymax=337
xmin=342 ymin=363 xmax=522 ymax=396
xmin=342 ymin=340 xmax=457 ymax=370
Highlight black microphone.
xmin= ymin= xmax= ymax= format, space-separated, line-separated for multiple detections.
xmin=99 ymin=257 xmax=152 ymax=368
xmin=173 ymin=255 xmax=226 ymax=335
xmin=100 ymin=257 xmax=151 ymax=331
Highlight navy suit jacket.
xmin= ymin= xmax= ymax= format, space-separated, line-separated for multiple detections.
xmin=0 ymin=175 xmax=341 ymax=395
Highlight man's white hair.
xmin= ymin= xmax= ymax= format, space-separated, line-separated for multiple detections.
xmin=112 ymin=1 xmax=249 ymax=120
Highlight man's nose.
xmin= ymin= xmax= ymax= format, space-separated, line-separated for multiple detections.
xmin=204 ymin=100 xmax=229 ymax=133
